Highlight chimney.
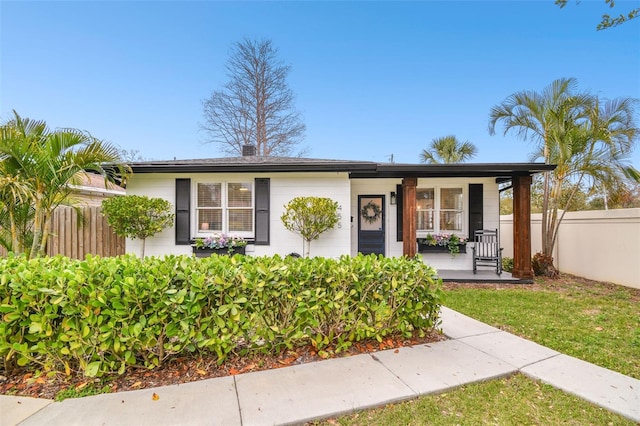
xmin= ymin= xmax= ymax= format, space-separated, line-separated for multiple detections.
xmin=242 ymin=145 xmax=257 ymax=156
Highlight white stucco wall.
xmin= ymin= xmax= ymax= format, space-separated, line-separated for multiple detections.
xmin=258 ymin=173 xmax=351 ymax=257
xmin=126 ymin=172 xmax=501 ymax=268
xmin=125 ymin=172 xmax=352 ymax=258
xmin=501 ymin=209 xmax=640 ymax=289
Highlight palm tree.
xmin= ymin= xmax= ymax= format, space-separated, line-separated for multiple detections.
xmin=489 ymin=78 xmax=638 ymax=259
xmin=540 ymin=97 xmax=638 ymax=255
xmin=420 ymin=135 xmax=477 ymax=164
xmin=0 ymin=114 xmax=45 ymax=254
xmin=0 ymin=111 xmax=130 ymax=258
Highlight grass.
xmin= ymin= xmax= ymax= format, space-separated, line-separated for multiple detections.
xmin=318 ymin=374 xmax=635 ymax=425
xmin=315 ymin=276 xmax=640 ymax=425
xmin=444 ymin=276 xmax=640 ymax=379
xmin=54 ymin=382 xmax=111 ymax=401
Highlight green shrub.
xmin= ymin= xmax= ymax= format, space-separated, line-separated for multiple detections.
xmin=281 ymin=196 xmax=340 ymax=257
xmin=102 ymin=195 xmax=174 ymax=258
xmin=502 ymin=257 xmax=514 ymax=273
xmin=0 ymin=253 xmax=443 ymax=378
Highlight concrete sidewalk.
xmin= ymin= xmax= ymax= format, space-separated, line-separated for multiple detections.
xmin=2 ymin=307 xmax=639 ymax=425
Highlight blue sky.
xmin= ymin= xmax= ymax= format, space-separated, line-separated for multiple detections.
xmin=1 ymin=1 xmax=639 ymax=165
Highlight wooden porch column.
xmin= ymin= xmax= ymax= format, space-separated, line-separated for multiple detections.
xmin=402 ymin=177 xmax=417 ymax=257
xmin=512 ymin=174 xmax=533 ymax=279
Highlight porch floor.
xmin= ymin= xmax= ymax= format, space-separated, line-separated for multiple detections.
xmin=436 ymin=269 xmax=532 ymax=284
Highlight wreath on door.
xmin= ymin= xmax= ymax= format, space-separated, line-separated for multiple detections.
xmin=361 ymin=201 xmax=382 ymax=224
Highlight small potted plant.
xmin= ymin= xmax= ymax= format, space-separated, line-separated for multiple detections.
xmin=192 ymin=233 xmax=248 ymax=257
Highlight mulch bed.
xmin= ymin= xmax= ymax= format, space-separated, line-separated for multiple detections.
xmin=0 ymin=330 xmax=446 ymax=400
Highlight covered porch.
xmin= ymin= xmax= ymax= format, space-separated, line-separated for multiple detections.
xmin=351 ymin=163 xmax=555 ymax=280
xmin=403 ymin=173 xmax=537 ymax=280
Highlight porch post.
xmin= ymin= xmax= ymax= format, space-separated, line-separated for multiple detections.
xmin=402 ymin=177 xmax=417 ymax=257
xmin=512 ymin=174 xmax=533 ymax=279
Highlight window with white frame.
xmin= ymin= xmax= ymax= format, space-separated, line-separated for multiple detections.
xmin=439 ymin=188 xmax=463 ymax=232
xmin=416 ymin=188 xmax=435 ymax=232
xmin=416 ymin=186 xmax=464 ymax=235
xmin=195 ymin=181 xmax=253 ymax=236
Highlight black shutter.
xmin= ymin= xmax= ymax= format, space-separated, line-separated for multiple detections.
xmin=396 ymin=184 xmax=403 ymax=241
xmin=469 ymin=184 xmax=483 ymax=239
xmin=255 ymin=178 xmax=270 ymax=245
xmin=175 ymin=179 xmax=191 ymax=245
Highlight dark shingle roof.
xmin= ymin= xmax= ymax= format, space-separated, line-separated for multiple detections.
xmin=130 ymin=156 xmax=378 ymax=173
xmin=129 ymin=156 xmax=555 ymax=178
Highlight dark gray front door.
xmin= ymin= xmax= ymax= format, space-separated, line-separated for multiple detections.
xmin=358 ymin=195 xmax=385 ymax=256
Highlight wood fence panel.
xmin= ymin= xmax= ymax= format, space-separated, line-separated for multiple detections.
xmin=96 ymin=209 xmax=104 ymax=257
xmin=2 ymin=206 xmax=124 ymax=259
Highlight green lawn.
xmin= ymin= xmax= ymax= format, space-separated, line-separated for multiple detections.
xmin=444 ymin=276 xmax=640 ymax=379
xmin=316 ymin=276 xmax=640 ymax=425
xmin=319 ymin=374 xmax=634 ymax=425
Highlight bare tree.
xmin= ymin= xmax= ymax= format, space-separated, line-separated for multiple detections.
xmin=117 ymin=147 xmax=146 ymax=162
xmin=201 ymin=38 xmax=306 ymax=157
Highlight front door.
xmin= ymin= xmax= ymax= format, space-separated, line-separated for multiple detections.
xmin=358 ymin=195 xmax=385 ymax=256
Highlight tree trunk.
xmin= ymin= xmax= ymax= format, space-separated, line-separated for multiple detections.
xmin=541 ymin=130 xmax=551 ymax=257
xmin=8 ymin=209 xmax=21 ymax=254
xmin=38 ymin=213 xmax=51 ymax=257
xmin=29 ymin=197 xmax=44 ymax=259
xmin=541 ymin=171 xmax=552 ymax=256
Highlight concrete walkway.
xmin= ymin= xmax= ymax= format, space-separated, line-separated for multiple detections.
xmin=2 ymin=307 xmax=639 ymax=425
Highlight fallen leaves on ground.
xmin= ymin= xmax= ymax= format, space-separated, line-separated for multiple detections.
xmin=0 ymin=330 xmax=445 ymax=400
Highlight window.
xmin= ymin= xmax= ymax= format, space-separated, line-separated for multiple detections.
xmin=197 ymin=183 xmax=222 ymax=231
xmin=195 ymin=181 xmax=253 ymax=236
xmin=416 ymin=186 xmax=464 ymax=235
xmin=227 ymin=183 xmax=253 ymax=232
xmin=416 ymin=188 xmax=434 ymax=231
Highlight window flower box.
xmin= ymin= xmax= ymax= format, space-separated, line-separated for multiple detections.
xmin=192 ymin=245 xmax=246 ymax=258
xmin=417 ymin=233 xmax=468 ymax=255
xmin=192 ymin=233 xmax=247 ymax=258
xmin=417 ymin=242 xmax=467 ymax=254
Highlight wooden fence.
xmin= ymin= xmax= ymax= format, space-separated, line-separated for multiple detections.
xmin=0 ymin=206 xmax=125 ymax=259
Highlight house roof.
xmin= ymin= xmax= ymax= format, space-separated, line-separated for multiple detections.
xmin=71 ymin=173 xmax=126 ymax=195
xmin=130 ymin=156 xmax=377 ymax=173
xmin=129 ymin=156 xmax=555 ymax=179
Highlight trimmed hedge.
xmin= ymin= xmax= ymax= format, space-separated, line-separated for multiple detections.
xmin=0 ymin=253 xmax=443 ymax=377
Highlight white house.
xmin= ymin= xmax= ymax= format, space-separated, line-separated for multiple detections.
xmin=126 ymin=150 xmax=553 ymax=279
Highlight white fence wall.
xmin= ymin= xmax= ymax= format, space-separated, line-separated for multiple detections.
xmin=500 ymin=209 xmax=640 ymax=289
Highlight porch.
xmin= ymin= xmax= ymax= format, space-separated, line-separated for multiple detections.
xmin=436 ymin=269 xmax=532 ymax=284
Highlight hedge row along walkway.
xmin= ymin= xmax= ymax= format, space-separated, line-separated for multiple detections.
xmin=2 ymin=307 xmax=639 ymax=425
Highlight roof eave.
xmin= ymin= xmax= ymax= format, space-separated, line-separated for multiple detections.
xmin=130 ymin=162 xmax=377 ymax=174
xmin=129 ymin=160 xmax=555 ymax=178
